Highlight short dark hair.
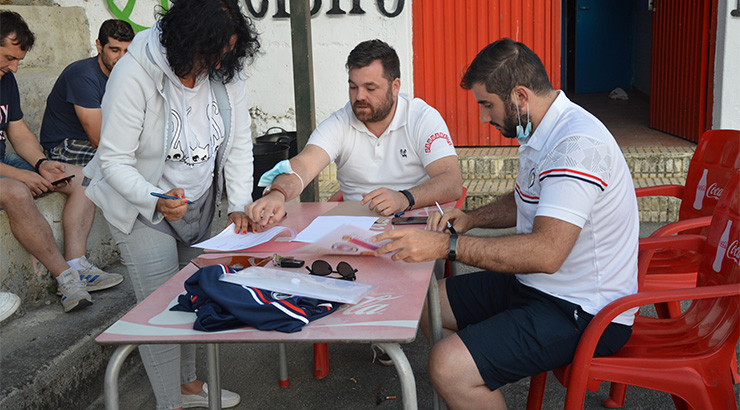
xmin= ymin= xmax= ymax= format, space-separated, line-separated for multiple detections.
xmin=157 ymin=0 xmax=260 ymax=83
xmin=98 ymin=19 xmax=134 ymax=48
xmin=0 ymin=10 xmax=35 ymax=51
xmin=346 ymin=39 xmax=400 ymax=83
xmin=460 ymin=38 xmax=553 ymax=103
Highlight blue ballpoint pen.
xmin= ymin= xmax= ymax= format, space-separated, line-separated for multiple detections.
xmin=435 ymin=201 xmax=457 ymax=235
xmin=151 ymin=192 xmax=193 ymax=204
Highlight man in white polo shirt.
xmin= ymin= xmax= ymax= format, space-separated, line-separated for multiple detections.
xmin=374 ymin=38 xmax=639 ymax=409
xmin=245 ymin=39 xmax=463 ymax=226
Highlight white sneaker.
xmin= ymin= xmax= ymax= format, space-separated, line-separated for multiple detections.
xmin=56 ymin=256 xmax=123 ymax=295
xmin=181 ymin=382 xmax=241 ymax=409
xmin=371 ymin=344 xmax=395 ymax=366
xmin=77 ymin=256 xmax=124 ymax=291
xmin=57 ymin=269 xmax=92 ymax=313
xmin=0 ymin=292 xmax=21 ymax=323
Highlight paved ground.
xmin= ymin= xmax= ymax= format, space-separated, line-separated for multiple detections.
xmin=80 ymin=222 xmax=740 ymax=409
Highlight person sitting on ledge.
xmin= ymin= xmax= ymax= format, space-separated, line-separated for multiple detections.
xmin=0 ymin=10 xmax=123 ymax=313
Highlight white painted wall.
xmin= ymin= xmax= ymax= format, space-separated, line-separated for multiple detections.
xmin=54 ymin=0 xmax=413 ymax=137
xmin=51 ymin=0 xmax=740 ymax=133
xmin=713 ymin=0 xmax=740 ymax=130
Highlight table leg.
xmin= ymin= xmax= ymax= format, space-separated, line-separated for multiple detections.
xmin=427 ymin=276 xmax=443 ymax=345
xmin=433 ymin=259 xmax=445 ymax=280
xmin=104 ymin=344 xmax=137 ymax=410
xmin=377 ymin=343 xmax=417 ymax=410
xmin=427 ymin=275 xmax=448 ymax=410
xmin=278 ymin=343 xmax=290 ymax=387
xmin=206 ymin=344 xmax=221 ymax=410
xmin=313 ymin=342 xmax=329 ymax=379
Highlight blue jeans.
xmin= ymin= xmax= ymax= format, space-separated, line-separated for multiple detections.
xmin=109 ymin=219 xmax=204 ymax=410
xmin=0 ymin=153 xmax=35 ymax=176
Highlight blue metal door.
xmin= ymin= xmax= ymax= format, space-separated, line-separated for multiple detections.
xmin=575 ymin=0 xmax=632 ymax=93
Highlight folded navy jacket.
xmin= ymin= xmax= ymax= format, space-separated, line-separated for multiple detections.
xmin=171 ymin=264 xmax=340 ymax=333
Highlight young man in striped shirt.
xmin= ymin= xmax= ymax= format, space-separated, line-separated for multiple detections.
xmin=374 ymin=38 xmax=639 ymax=410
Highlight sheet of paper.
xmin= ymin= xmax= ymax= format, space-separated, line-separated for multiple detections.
xmin=193 ymin=224 xmax=295 ymax=251
xmin=293 ymin=216 xmax=379 ymax=243
xmin=295 ymin=223 xmax=393 ymax=257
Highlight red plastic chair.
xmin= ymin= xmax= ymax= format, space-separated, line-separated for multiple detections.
xmin=601 ymin=129 xmax=740 ymax=406
xmin=637 ymin=129 xmax=739 ymax=318
xmin=526 ymin=170 xmax=740 ymax=410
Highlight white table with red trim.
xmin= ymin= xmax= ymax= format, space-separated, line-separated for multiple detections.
xmin=96 ymin=202 xmax=447 ymax=410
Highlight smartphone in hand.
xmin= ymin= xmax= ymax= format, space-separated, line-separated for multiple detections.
xmin=51 ymin=175 xmax=74 ymax=186
xmin=391 ymin=216 xmax=428 ymax=225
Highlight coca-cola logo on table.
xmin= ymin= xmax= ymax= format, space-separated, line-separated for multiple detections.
xmin=706 ymin=183 xmax=724 ymax=200
xmin=727 ymin=240 xmax=740 ymax=265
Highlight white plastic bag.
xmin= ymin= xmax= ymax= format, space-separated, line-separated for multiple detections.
xmin=219 ymin=266 xmax=375 ymax=304
xmin=609 ymin=87 xmax=629 ymax=100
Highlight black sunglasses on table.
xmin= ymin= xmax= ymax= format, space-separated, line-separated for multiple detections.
xmin=305 ymin=260 xmax=357 ymax=281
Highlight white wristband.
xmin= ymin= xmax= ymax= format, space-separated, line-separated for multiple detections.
xmin=291 ymin=171 xmax=304 ymax=192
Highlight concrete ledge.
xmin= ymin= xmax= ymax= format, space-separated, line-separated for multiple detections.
xmin=0 ymin=193 xmax=119 ymax=305
xmin=0 ymin=267 xmax=138 ymax=410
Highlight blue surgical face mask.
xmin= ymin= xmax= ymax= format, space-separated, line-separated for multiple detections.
xmin=513 ymin=93 xmax=532 ymax=144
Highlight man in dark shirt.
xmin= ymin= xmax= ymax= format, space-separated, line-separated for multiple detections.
xmin=40 ymin=19 xmax=133 ymax=165
xmin=0 ymin=10 xmax=123 ymax=313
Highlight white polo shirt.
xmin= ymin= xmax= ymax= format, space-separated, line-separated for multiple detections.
xmin=514 ymin=91 xmax=639 ymax=326
xmin=307 ymin=93 xmax=457 ymax=201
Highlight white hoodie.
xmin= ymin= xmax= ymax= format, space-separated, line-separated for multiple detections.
xmin=83 ymin=26 xmax=254 ymax=234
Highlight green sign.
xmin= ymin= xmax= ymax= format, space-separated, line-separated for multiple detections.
xmin=106 ymin=0 xmax=168 ymax=32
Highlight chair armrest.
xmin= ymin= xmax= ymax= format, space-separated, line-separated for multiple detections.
xmin=638 ymin=233 xmax=706 ymax=252
xmin=646 ymin=215 xmax=712 ymax=238
xmin=582 ymin=284 xmax=738 ymax=355
xmin=454 ymin=186 xmax=468 ymax=210
xmin=565 ymin=281 xmax=740 ymax=406
xmin=575 ymin=235 xmax=706 ymax=364
xmin=635 ymin=184 xmax=685 ymax=199
xmin=327 ymin=190 xmax=344 ymax=202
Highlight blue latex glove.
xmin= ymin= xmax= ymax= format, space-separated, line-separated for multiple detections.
xmin=258 ymin=159 xmax=293 ymax=187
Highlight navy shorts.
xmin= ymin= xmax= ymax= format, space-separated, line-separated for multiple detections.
xmin=446 ymin=271 xmax=632 ymax=391
xmin=46 ymin=138 xmax=95 ymax=166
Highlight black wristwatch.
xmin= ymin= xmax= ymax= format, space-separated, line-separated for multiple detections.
xmin=448 ymin=234 xmax=458 ymax=261
xmin=399 ymin=189 xmax=415 ymax=211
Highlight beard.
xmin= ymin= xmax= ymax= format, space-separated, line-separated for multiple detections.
xmin=101 ymin=54 xmax=115 ymax=73
xmin=352 ymin=86 xmax=395 ymax=123
xmin=492 ymin=98 xmax=524 ymax=139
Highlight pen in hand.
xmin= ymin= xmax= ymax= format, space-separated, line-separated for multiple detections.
xmin=151 ymin=192 xmax=193 ymax=204
xmin=435 ymin=201 xmax=457 ymax=235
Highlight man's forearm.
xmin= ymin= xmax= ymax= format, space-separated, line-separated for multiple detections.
xmin=455 ymin=234 xmax=543 ymax=273
xmin=406 ymin=173 xmax=463 ymax=208
xmin=466 ymin=191 xmax=517 ymax=229
xmin=0 ymin=163 xmax=27 ymax=179
xmin=7 ymin=120 xmax=46 ymax=166
xmin=455 ymin=214 xmax=580 ymax=274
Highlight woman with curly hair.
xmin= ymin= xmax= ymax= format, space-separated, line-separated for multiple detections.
xmin=83 ymin=0 xmax=260 ymax=408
